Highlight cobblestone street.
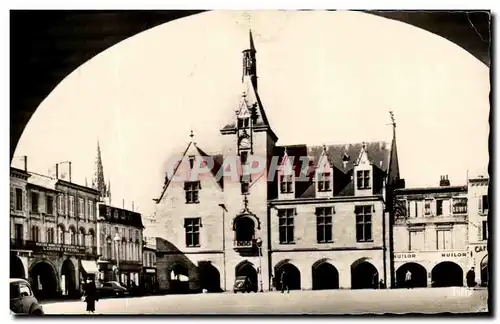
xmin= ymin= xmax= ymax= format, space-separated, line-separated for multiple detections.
xmin=41 ymin=287 xmax=488 ymax=315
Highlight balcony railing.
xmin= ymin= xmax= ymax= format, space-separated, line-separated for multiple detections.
xmin=233 ymin=239 xmax=255 ymax=251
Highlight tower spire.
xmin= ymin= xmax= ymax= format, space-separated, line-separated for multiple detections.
xmin=249 ymin=29 xmax=256 ymax=52
xmin=388 ymin=111 xmax=400 ymax=185
xmin=92 ymin=140 xmax=109 ymax=201
xmin=242 ymin=29 xmax=257 ymax=90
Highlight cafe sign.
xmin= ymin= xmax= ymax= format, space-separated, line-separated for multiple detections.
xmin=474 ymin=245 xmax=487 ymax=254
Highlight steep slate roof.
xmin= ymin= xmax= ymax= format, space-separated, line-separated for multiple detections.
xmin=274 ymin=141 xmax=391 ymax=199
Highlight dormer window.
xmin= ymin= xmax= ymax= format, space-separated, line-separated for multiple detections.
xmin=318 ymin=172 xmax=331 ymax=192
xmin=356 ymin=170 xmax=370 ymax=189
xmin=280 ymin=175 xmax=293 ymax=194
xmin=238 ymin=117 xmax=250 ymax=129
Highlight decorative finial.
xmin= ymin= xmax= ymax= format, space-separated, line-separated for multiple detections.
xmin=189 ymin=130 xmax=194 ymax=141
xmin=284 ymin=147 xmax=288 ymax=155
xmin=362 ymin=142 xmax=367 ymax=150
xmin=389 ymin=111 xmax=396 ymax=128
xmin=322 ymin=144 xmax=327 ymax=153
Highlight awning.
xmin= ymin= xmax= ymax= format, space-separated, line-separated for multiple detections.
xmin=80 ymin=260 xmax=99 ymax=274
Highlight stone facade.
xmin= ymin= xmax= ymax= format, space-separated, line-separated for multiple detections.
xmin=393 ymin=179 xmax=469 ymax=287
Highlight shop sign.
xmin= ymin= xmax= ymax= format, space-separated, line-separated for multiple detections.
xmin=31 ymin=242 xmax=86 ymax=255
xmin=394 ymin=253 xmax=416 ymax=259
xmin=441 ymin=252 xmax=467 ymax=258
xmin=146 ymin=269 xmax=156 ymax=274
xmin=474 ymin=245 xmax=487 ymax=253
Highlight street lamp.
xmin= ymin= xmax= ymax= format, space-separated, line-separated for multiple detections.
xmin=256 ymin=237 xmax=264 ymax=292
xmin=114 ymin=233 xmax=121 ymax=283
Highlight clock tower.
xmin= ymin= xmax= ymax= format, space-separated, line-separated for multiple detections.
xmin=219 ymin=30 xmax=277 ymax=292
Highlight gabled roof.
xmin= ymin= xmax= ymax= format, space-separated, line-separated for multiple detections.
xmin=155 ymin=141 xmax=223 ymax=203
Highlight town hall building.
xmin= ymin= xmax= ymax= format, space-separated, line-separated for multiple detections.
xmin=151 ymin=31 xmax=403 ymax=293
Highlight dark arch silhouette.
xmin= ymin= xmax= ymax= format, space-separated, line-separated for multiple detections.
xmin=61 ymin=258 xmax=77 ymax=297
xmin=431 ymin=261 xmax=463 ymax=287
xmin=396 ymin=262 xmax=427 ymax=288
xmin=312 ymin=260 xmax=339 ymax=290
xmin=10 ymin=254 xmax=26 ymax=279
xmin=235 ymin=261 xmax=258 ymax=292
xmin=10 ymin=11 xmax=489 ymax=161
xmin=351 ymin=260 xmax=378 ymax=289
xmin=29 ymin=261 xmax=58 ymax=299
xmin=170 ymin=263 xmax=190 ymax=294
xmin=198 ymin=261 xmax=221 ymax=292
xmin=275 ymin=261 xmax=301 ymax=291
xmin=480 ymin=254 xmax=488 ymax=286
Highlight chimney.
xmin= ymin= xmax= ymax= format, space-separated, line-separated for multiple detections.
xmin=23 ymin=156 xmax=28 ymax=172
xmin=69 ymin=161 xmax=72 ymax=183
xmin=56 ymin=164 xmax=59 ymax=179
xmin=439 ymin=175 xmax=450 ymax=187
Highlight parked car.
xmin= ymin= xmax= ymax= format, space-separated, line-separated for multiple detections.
xmin=10 ymin=278 xmax=44 ymax=315
xmin=233 ymin=276 xmax=257 ymax=293
xmin=97 ymin=281 xmax=128 ymax=298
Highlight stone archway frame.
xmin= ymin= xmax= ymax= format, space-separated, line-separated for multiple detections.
xmin=10 ymin=253 xmax=27 ymax=279
xmin=169 ymin=263 xmax=190 ymax=281
xmin=232 ymin=213 xmax=261 ymax=231
xmin=311 ymin=258 xmax=340 ymax=290
xmin=28 ymin=258 xmax=60 ymax=292
xmin=430 ymin=261 xmax=464 ymax=287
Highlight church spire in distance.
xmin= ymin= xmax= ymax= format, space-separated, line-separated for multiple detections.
xmin=92 ymin=140 xmax=110 ymax=202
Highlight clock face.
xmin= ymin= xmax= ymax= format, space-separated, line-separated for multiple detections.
xmin=239 ymin=135 xmax=251 ymax=149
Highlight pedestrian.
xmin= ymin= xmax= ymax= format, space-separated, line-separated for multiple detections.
xmin=405 ymin=270 xmax=412 ymax=289
xmin=379 ymin=279 xmax=385 ymax=289
xmin=466 ymin=267 xmax=476 ymax=289
xmin=280 ymin=270 xmax=289 ymax=294
xmin=83 ymin=278 xmax=98 ymax=314
xmin=270 ymin=274 xmax=275 ymax=291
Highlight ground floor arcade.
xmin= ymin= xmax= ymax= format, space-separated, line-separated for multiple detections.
xmin=10 ymin=250 xmax=98 ymax=299
xmin=468 ymin=243 xmax=488 ymax=287
xmin=393 ymin=251 xmax=469 ymax=288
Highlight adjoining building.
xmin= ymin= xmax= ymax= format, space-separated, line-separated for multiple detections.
xmin=142 ymin=245 xmax=158 ymax=294
xmin=392 ymin=176 xmax=469 ymax=288
xmin=467 ymin=176 xmax=489 ymax=286
xmin=151 ymin=31 xmax=403 ymax=293
xmin=10 ymin=158 xmax=100 ymax=299
xmin=96 ymin=203 xmax=144 ymax=287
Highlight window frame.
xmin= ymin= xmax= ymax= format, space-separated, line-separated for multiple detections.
xmin=184 ymin=181 xmax=200 ymax=204
xmin=424 ymin=199 xmax=432 ymax=216
xmin=482 ymin=220 xmax=488 ymax=241
xmin=185 ymin=218 xmax=201 ymax=247
xmin=355 ymin=205 xmax=373 ymax=242
xmin=317 ymin=172 xmax=331 ymax=192
xmin=452 ymin=197 xmax=468 ymax=214
xmin=316 ymin=207 xmax=333 ymax=243
xmin=278 ymin=208 xmax=295 ymax=244
xmin=356 ymin=170 xmax=371 ymax=189
xmin=280 ymin=174 xmax=294 ymax=194
xmin=15 ymin=188 xmax=23 ymax=211
xmin=31 ymin=192 xmax=39 ymax=213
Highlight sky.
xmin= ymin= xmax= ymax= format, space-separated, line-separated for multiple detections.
xmin=12 ymin=10 xmax=490 ymax=216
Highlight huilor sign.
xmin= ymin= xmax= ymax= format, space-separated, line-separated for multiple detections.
xmin=28 ymin=241 xmax=87 ymax=255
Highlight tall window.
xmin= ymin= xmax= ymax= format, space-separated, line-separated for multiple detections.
xmin=356 ymin=170 xmax=370 ymax=189
xmin=15 ymin=188 xmax=23 ymax=211
xmin=240 ymin=175 xmax=250 ymax=195
xmin=409 ymin=230 xmax=424 ymax=251
xmin=106 ymin=240 xmax=112 ymax=259
xmin=88 ymin=200 xmax=94 ymax=219
xmin=414 ymin=201 xmax=419 ymax=217
xmin=316 ymin=207 xmax=333 ymax=243
xmin=452 ymin=198 xmax=468 ymax=214
xmin=482 ymin=221 xmax=488 ymax=241
xmin=436 ymin=200 xmax=443 ymax=216
xmin=407 ymin=201 xmax=411 ymax=217
xmin=318 ymin=172 xmax=331 ymax=191
xmin=31 ymin=226 xmax=39 ymax=241
xmin=355 ymin=205 xmax=373 ymax=242
xmin=46 ymin=196 xmax=53 ymax=215
xmin=78 ymin=198 xmax=84 ymax=217
xmin=240 ymin=151 xmax=249 ymax=165
xmin=46 ymin=228 xmax=54 ymax=243
xmin=424 ymin=199 xmax=432 ymax=215
xmin=69 ymin=227 xmax=76 ymax=245
xmin=479 ymin=195 xmax=489 ymax=213
xmin=79 ymin=228 xmax=85 ymax=246
xmin=14 ymin=224 xmax=23 ymax=243
xmin=184 ymin=218 xmax=201 ymax=247
xmin=58 ymin=226 xmax=65 ymax=244
xmin=58 ymin=195 xmax=64 ymax=214
xmin=436 ymin=230 xmax=452 ymax=250
xmin=278 ymin=209 xmax=295 ymax=244
xmin=188 ymin=156 xmax=195 ymax=169
xmin=69 ymin=196 xmax=75 ymax=217
xmin=31 ymin=192 xmax=39 ymax=212
xmin=184 ymin=181 xmax=200 ymax=203
xmin=237 ymin=117 xmax=250 ymax=129
xmin=280 ymin=175 xmax=293 ymax=193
